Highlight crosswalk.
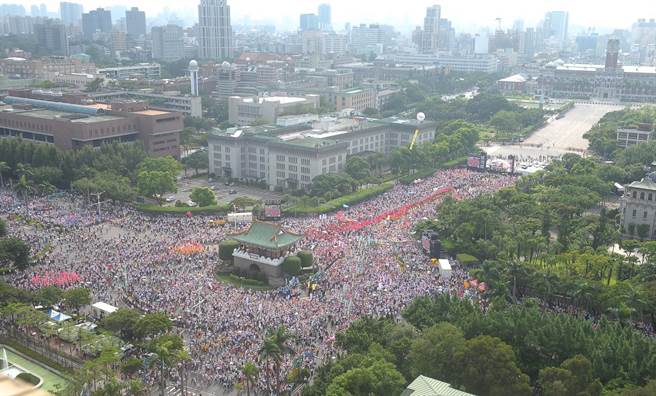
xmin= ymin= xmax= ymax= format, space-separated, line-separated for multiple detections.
xmin=165 ymin=385 xmax=203 ymax=396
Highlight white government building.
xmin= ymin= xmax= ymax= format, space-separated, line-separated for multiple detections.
xmin=208 ymin=116 xmax=436 ymax=190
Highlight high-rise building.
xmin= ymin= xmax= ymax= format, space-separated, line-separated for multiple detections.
xmin=198 ymin=0 xmax=233 ymax=59
xmin=82 ymin=8 xmax=112 ymax=40
xmin=152 ymin=24 xmax=185 ymax=62
xmin=300 ymin=13 xmax=318 ymax=31
xmin=0 ymin=4 xmax=26 ymax=16
xmin=350 ymin=24 xmax=394 ymax=55
xmin=544 ymin=11 xmax=569 ymax=49
xmin=125 ymin=7 xmax=146 ymax=39
xmin=605 ymin=39 xmax=620 ymax=71
xmin=318 ymin=3 xmax=331 ymax=31
xmin=59 ymin=2 xmax=83 ymax=26
xmin=421 ymin=5 xmax=440 ymax=54
xmin=34 ymin=19 xmax=69 ymax=56
xmin=189 ymin=60 xmax=199 ymax=96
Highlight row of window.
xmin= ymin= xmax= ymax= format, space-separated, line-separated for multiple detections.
xmin=631 ymin=190 xmax=654 ymax=201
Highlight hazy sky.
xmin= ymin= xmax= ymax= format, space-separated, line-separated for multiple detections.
xmin=26 ymin=0 xmax=653 ymax=33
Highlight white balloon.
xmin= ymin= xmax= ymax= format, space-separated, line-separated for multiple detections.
xmin=416 ymin=112 xmax=426 ymax=122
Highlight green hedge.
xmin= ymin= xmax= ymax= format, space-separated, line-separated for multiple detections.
xmin=216 ymin=273 xmax=272 ymax=290
xmin=17 ymin=372 xmax=40 ymax=386
xmin=281 ymin=256 xmax=302 ymax=276
xmin=456 ymin=253 xmax=480 ymax=266
xmin=219 ymin=239 xmax=239 ymax=261
xmin=136 ymin=203 xmax=231 ymax=215
xmin=297 ymin=251 xmax=314 ymax=268
xmin=284 ymin=182 xmax=394 ymax=216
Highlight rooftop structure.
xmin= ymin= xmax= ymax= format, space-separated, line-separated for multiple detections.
xmin=227 ymin=94 xmax=320 ymax=125
xmin=0 ymin=95 xmax=182 ymax=158
xmin=402 ymin=375 xmax=476 ymax=396
xmin=230 ymin=222 xmax=303 ymax=287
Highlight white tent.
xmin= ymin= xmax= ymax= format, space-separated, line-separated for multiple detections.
xmin=438 ymin=259 xmax=452 ymax=279
xmin=91 ymin=302 xmax=118 ymax=315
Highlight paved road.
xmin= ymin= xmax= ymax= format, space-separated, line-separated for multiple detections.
xmin=483 ymin=103 xmax=623 ymax=160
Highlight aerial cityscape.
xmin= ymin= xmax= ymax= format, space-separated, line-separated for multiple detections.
xmin=1 ymin=1 xmax=656 ymax=396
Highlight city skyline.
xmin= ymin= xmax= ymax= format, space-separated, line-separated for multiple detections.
xmin=9 ymin=0 xmax=656 ymax=33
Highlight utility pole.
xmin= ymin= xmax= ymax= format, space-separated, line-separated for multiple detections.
xmin=89 ymin=191 xmax=110 ymax=223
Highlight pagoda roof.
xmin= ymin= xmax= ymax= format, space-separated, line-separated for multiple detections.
xmin=232 ymin=222 xmax=302 ymax=249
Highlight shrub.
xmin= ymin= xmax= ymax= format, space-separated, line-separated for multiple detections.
xmin=281 ymin=256 xmax=302 ymax=276
xmin=136 ymin=203 xmax=230 ymax=215
xmin=16 ymin=372 xmax=40 ymax=386
xmin=297 ymin=251 xmax=314 ymax=268
xmin=283 ymin=182 xmax=394 ymax=216
xmin=219 ymin=240 xmax=239 ymax=261
xmin=456 ymin=253 xmax=480 ymax=266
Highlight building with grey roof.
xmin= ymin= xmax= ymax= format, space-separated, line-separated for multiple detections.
xmin=401 ymin=375 xmax=476 ymax=396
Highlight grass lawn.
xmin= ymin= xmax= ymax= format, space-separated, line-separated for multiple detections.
xmin=4 ymin=348 xmax=70 ymax=392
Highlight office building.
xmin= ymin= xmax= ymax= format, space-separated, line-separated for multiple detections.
xmin=300 ymin=13 xmax=318 ymax=31
xmin=421 ymin=5 xmax=441 ymax=54
xmin=59 ymin=2 xmax=83 ymax=26
xmin=97 ymin=63 xmax=161 ymax=80
xmin=539 ymin=40 xmax=656 ymax=102
xmin=318 ymin=3 xmax=331 ymax=31
xmin=350 ymin=24 xmax=394 ymax=55
xmin=620 ymin=172 xmax=656 ymax=240
xmin=0 ymin=96 xmax=182 ymax=158
xmin=34 ymin=19 xmax=69 ymax=56
xmin=198 ymin=0 xmax=233 ymax=59
xmin=82 ymin=8 xmax=112 ymax=40
xmin=189 ymin=60 xmax=200 ymax=96
xmin=227 ymin=94 xmax=320 ymax=125
xmin=473 ymin=33 xmax=489 ymax=54
xmin=544 ymin=11 xmax=569 ymax=49
xmin=436 ymin=55 xmax=499 ymax=73
xmin=125 ymin=7 xmax=146 ymax=39
xmin=0 ymin=4 xmax=26 ymax=16
xmin=90 ymin=90 xmax=202 ymax=117
xmin=151 ymin=24 xmax=185 ymax=62
xmin=330 ymin=88 xmax=377 ymax=111
xmin=207 ymin=117 xmax=436 ymax=190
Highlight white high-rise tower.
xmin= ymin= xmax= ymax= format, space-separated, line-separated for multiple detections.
xmin=189 ymin=60 xmax=200 ymax=97
xmin=198 ymin=0 xmax=233 ymax=59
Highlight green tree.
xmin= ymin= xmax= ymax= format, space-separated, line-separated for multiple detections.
xmin=241 ymin=361 xmax=259 ymax=396
xmin=149 ymin=333 xmax=188 ymax=396
xmin=0 ymin=237 xmax=31 ymax=271
xmin=455 ymin=335 xmax=531 ymax=396
xmin=0 ymin=161 xmax=9 ymax=187
xmin=135 ymin=312 xmax=173 ymax=340
xmin=409 ymin=322 xmax=466 ymax=383
xmin=137 ymin=171 xmax=177 ymax=205
xmin=34 ymin=285 xmax=63 ymax=307
xmin=63 ymin=288 xmax=91 ymax=313
xmin=297 ymin=251 xmax=313 ymax=268
xmin=137 ymin=156 xmax=182 ymax=178
xmin=0 ymin=218 xmax=6 ymax=237
xmin=190 ymin=187 xmax=216 ymax=207
xmin=101 ymin=308 xmax=141 ymax=340
xmin=345 ymin=156 xmax=371 ymax=184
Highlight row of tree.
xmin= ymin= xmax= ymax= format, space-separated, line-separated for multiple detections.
xmin=304 ymin=293 xmax=656 ymax=396
xmin=0 ymin=218 xmax=30 ymax=271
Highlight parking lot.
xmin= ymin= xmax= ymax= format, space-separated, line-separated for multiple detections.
xmin=167 ymin=177 xmax=284 ymax=206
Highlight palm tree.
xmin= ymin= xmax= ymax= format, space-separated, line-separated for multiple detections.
xmin=15 ymin=163 xmax=33 ymax=179
xmin=0 ymin=161 xmax=9 ymax=187
xmin=271 ymin=326 xmax=294 ymax=393
xmin=241 ymin=361 xmax=259 ymax=396
xmin=14 ymin=175 xmax=32 ymax=200
xmin=258 ymin=337 xmax=281 ymax=394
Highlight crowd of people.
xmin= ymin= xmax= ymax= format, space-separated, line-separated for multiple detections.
xmin=0 ymin=168 xmax=516 ymax=394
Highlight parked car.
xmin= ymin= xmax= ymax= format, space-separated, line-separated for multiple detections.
xmin=165 ymin=196 xmax=176 ymax=203
xmin=187 ymin=200 xmax=198 ymax=207
xmin=229 ymin=189 xmax=237 ymax=194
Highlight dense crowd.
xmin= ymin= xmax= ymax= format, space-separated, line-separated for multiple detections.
xmin=0 ymin=168 xmax=516 ymax=394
